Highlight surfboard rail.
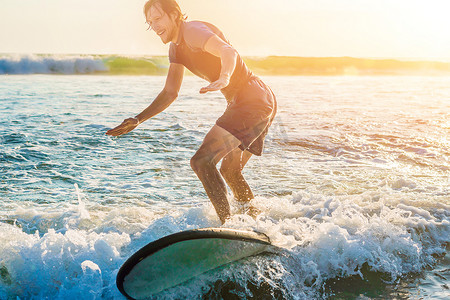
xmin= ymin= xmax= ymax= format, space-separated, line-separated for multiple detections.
xmin=116 ymin=227 xmax=271 ymax=299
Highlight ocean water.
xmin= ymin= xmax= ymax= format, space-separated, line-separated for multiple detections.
xmin=0 ymin=74 xmax=449 ymax=299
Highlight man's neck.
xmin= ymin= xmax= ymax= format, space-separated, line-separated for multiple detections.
xmin=172 ymin=21 xmax=183 ymax=44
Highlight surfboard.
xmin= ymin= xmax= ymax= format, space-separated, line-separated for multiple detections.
xmin=116 ymin=228 xmax=272 ymax=300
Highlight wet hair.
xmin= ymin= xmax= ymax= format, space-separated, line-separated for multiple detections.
xmin=143 ymin=0 xmax=187 ymax=23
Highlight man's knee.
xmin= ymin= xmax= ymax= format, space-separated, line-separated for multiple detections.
xmin=190 ymin=152 xmax=215 ymax=174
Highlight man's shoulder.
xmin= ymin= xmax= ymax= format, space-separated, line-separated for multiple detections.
xmin=184 ymin=20 xmax=214 ymax=30
xmin=181 ymin=21 xmax=221 ymax=50
xmin=183 ymin=21 xmax=218 ymax=37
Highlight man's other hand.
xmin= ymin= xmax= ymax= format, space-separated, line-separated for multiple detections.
xmin=199 ymin=77 xmax=230 ymax=94
xmin=106 ymin=117 xmax=140 ymax=136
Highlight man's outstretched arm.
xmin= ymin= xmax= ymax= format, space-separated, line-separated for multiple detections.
xmin=106 ymin=63 xmax=185 ymax=136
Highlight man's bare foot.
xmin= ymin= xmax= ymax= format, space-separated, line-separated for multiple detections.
xmin=237 ymin=200 xmax=260 ymax=219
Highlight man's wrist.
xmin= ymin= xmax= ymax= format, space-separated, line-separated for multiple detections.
xmin=219 ymin=73 xmax=231 ymax=81
xmin=133 ymin=116 xmax=141 ymax=124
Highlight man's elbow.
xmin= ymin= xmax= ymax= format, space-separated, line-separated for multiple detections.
xmin=221 ymin=45 xmax=238 ymax=59
xmin=163 ymin=89 xmax=179 ymax=101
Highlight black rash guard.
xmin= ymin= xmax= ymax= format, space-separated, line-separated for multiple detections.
xmin=169 ymin=21 xmax=277 ymax=156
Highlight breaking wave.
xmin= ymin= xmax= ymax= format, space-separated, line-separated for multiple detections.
xmin=0 ymin=55 xmax=108 ymax=75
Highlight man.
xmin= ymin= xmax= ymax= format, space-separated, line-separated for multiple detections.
xmin=106 ymin=0 xmax=276 ymax=224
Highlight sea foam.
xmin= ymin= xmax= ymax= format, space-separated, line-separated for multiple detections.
xmin=1 ymin=188 xmax=448 ymax=299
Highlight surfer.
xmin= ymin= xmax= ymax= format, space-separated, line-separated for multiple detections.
xmin=106 ymin=0 xmax=277 ymax=224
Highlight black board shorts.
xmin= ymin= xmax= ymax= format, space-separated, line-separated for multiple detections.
xmin=216 ymin=77 xmax=277 ymax=156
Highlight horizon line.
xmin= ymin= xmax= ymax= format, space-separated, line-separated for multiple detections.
xmin=1 ymin=52 xmax=450 ymax=63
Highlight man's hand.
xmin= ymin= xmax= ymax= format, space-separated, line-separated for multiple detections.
xmin=199 ymin=77 xmax=230 ymax=94
xmin=106 ymin=117 xmax=140 ymax=136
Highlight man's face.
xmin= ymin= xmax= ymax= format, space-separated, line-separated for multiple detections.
xmin=146 ymin=4 xmax=178 ymax=44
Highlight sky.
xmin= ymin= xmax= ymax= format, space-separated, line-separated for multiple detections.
xmin=1 ymin=0 xmax=450 ymax=60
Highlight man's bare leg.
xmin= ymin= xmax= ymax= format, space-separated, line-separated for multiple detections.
xmin=190 ymin=125 xmax=241 ymax=223
xmin=220 ymin=148 xmax=259 ymax=217
xmin=220 ymin=148 xmax=254 ymax=202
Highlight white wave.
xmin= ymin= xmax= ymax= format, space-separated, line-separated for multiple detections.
xmin=0 ymin=189 xmax=448 ymax=299
xmin=0 ymin=54 xmax=108 ymax=75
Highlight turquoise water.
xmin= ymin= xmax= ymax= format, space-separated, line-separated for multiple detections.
xmin=0 ymin=75 xmax=449 ymax=299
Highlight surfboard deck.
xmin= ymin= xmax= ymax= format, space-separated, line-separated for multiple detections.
xmin=116 ymin=228 xmax=272 ymax=300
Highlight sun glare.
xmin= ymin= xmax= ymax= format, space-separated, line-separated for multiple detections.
xmin=1 ymin=0 xmax=450 ymax=60
xmin=390 ymin=1 xmax=450 ymax=59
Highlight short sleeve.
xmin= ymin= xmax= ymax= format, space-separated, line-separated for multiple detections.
xmin=183 ymin=22 xmax=216 ymax=51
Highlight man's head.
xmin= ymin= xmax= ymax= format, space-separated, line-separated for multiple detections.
xmin=143 ymin=0 xmax=186 ymax=44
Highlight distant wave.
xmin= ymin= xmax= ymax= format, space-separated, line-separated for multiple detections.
xmin=3 ymin=54 xmax=450 ymax=76
xmin=0 ymin=55 xmax=108 ymax=75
